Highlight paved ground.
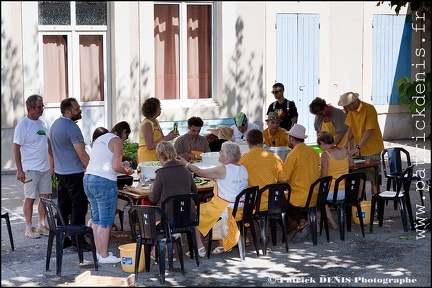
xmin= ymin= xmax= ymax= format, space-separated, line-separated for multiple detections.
xmin=1 ymin=139 xmax=431 ymax=287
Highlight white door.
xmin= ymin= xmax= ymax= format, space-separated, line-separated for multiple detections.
xmin=276 ymin=14 xmax=320 ymax=144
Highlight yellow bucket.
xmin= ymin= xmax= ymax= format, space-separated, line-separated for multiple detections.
xmin=352 ymin=201 xmax=371 ymax=225
xmin=118 ymin=243 xmax=145 ymax=273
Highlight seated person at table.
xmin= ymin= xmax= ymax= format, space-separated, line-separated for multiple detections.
xmin=317 ymin=131 xmax=353 ymax=229
xmin=148 ymin=141 xmax=198 ymax=260
xmin=239 ymin=129 xmax=286 ymax=212
xmin=206 ymin=126 xmax=234 ymax=152
xmin=178 ymin=141 xmax=248 ymax=255
xmin=263 ymin=112 xmax=289 ymax=147
xmin=230 ymin=112 xmax=261 ymax=142
xmin=149 ymin=141 xmax=198 ymax=218
xmin=174 ymin=116 xmax=211 ymax=161
xmin=282 ymin=124 xmax=320 ymax=243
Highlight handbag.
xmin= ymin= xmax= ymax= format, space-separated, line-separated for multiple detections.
xmin=212 ymin=218 xmax=229 ymax=240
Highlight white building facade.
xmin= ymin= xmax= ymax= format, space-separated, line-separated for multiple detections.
xmin=1 ymin=1 xmax=430 ymax=172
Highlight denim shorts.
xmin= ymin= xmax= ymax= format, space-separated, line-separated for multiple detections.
xmin=84 ymin=174 xmax=118 ymax=228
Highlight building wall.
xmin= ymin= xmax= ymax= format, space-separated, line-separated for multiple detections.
xmin=1 ymin=1 xmax=430 ymax=172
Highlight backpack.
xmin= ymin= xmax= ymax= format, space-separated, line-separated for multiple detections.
xmin=272 ymin=99 xmax=293 ymax=114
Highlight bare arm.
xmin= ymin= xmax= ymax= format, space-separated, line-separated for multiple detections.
xmin=13 ymin=143 xmax=26 ymax=183
xmin=73 ymin=142 xmax=90 ymax=169
xmin=47 ymin=138 xmax=54 ymax=175
xmin=320 ymin=152 xmax=329 ymax=178
xmin=177 ymin=155 xmax=226 ymax=179
xmin=109 ymin=137 xmax=134 ymax=175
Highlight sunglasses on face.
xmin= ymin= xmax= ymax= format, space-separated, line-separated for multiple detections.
xmin=271 ymin=90 xmax=282 ymax=94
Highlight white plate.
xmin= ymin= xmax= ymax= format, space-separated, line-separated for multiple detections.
xmin=353 ymin=159 xmax=366 ymax=164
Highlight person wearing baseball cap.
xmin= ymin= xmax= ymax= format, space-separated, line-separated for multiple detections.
xmin=282 ymin=123 xmax=320 ymax=243
xmin=338 ymin=91 xmax=384 ymax=196
xmin=230 ymin=112 xmax=261 ymax=142
xmin=262 ymin=112 xmax=289 ymax=147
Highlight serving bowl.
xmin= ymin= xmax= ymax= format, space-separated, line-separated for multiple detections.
xmin=117 ymin=175 xmax=134 ymax=188
xmin=138 ymin=161 xmax=162 ymax=179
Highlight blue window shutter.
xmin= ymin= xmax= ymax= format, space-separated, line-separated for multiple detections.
xmin=372 ymin=14 xmax=411 ymax=105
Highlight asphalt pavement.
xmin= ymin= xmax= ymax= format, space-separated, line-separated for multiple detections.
xmin=1 ymin=139 xmax=431 ymax=287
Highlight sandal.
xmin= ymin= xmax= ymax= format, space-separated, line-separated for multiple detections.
xmin=185 ymin=247 xmax=206 ymax=258
xmin=212 ymin=246 xmax=232 ymax=254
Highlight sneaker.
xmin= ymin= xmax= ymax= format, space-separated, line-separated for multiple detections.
xmin=25 ymin=227 xmax=41 ymax=239
xmin=96 ymin=252 xmax=113 ymax=260
xmin=36 ymin=225 xmax=50 ymax=236
xmin=98 ymin=254 xmax=121 ymax=264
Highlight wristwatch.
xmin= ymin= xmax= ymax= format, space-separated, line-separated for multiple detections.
xmin=356 ymin=145 xmax=361 ymax=150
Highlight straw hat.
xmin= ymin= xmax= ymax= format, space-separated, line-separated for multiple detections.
xmin=265 ymin=112 xmax=281 ymax=122
xmin=207 ymin=126 xmax=234 ymax=141
xmin=287 ymin=124 xmax=308 ymax=139
xmin=338 ymin=92 xmax=359 ymax=106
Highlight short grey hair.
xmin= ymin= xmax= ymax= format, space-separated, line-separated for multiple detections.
xmin=25 ymin=94 xmax=43 ymax=109
xmin=221 ymin=141 xmax=241 ymax=163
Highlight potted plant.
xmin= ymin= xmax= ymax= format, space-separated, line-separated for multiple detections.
xmin=123 ymin=140 xmax=139 ymax=169
xmin=397 ymin=72 xmax=431 ymax=114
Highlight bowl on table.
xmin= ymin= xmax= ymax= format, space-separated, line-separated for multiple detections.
xmin=138 ymin=161 xmax=163 ymax=179
xmin=117 ymin=175 xmax=134 ymax=188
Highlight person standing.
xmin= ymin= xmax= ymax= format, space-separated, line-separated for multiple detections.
xmin=50 ymin=98 xmax=91 ymax=250
xmin=309 ymin=97 xmax=349 ymax=147
xmin=262 ymin=112 xmax=289 ymax=147
xmin=84 ymin=121 xmax=134 ymax=263
xmin=282 ymin=124 xmax=320 ymax=243
xmin=230 ymin=112 xmax=261 ymax=142
xmin=174 ymin=116 xmax=211 ymax=161
xmin=337 ymin=92 xmax=384 ymax=196
xmin=13 ymin=94 xmax=53 ymax=239
xmin=138 ymin=97 xmax=178 ymax=162
xmin=267 ymin=82 xmax=298 ymax=130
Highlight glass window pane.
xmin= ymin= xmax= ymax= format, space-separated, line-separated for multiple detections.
xmin=187 ymin=5 xmax=211 ymax=99
xmin=79 ymin=35 xmax=104 ymax=102
xmin=43 ymin=35 xmax=68 ymax=103
xmin=38 ymin=1 xmax=71 ymax=25
xmin=154 ymin=4 xmax=180 ymax=100
xmin=76 ymin=2 xmax=107 ymax=25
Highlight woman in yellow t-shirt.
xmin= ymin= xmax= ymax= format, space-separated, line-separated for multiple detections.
xmin=138 ymin=98 xmax=178 ymax=162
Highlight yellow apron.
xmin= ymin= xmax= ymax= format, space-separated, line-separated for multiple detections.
xmin=138 ymin=127 xmax=163 ymax=162
xmin=197 ymin=187 xmax=240 ymax=252
xmin=321 ymin=121 xmax=348 ymax=148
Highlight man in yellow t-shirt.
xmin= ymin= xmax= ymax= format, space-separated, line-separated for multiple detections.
xmin=283 ymin=124 xmax=320 ymax=243
xmin=262 ymin=112 xmax=289 ymax=147
xmin=338 ymin=92 xmax=384 ymax=196
xmin=239 ymin=129 xmax=286 ymax=212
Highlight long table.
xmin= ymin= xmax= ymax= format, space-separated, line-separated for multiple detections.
xmin=118 ymin=180 xmax=215 ymax=206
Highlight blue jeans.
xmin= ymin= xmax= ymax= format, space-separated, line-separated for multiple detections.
xmin=84 ymin=174 xmax=118 ymax=228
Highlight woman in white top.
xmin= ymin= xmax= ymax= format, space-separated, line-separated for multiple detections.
xmin=178 ymin=141 xmax=248 ymax=256
xmin=84 ymin=121 xmax=134 ymax=264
